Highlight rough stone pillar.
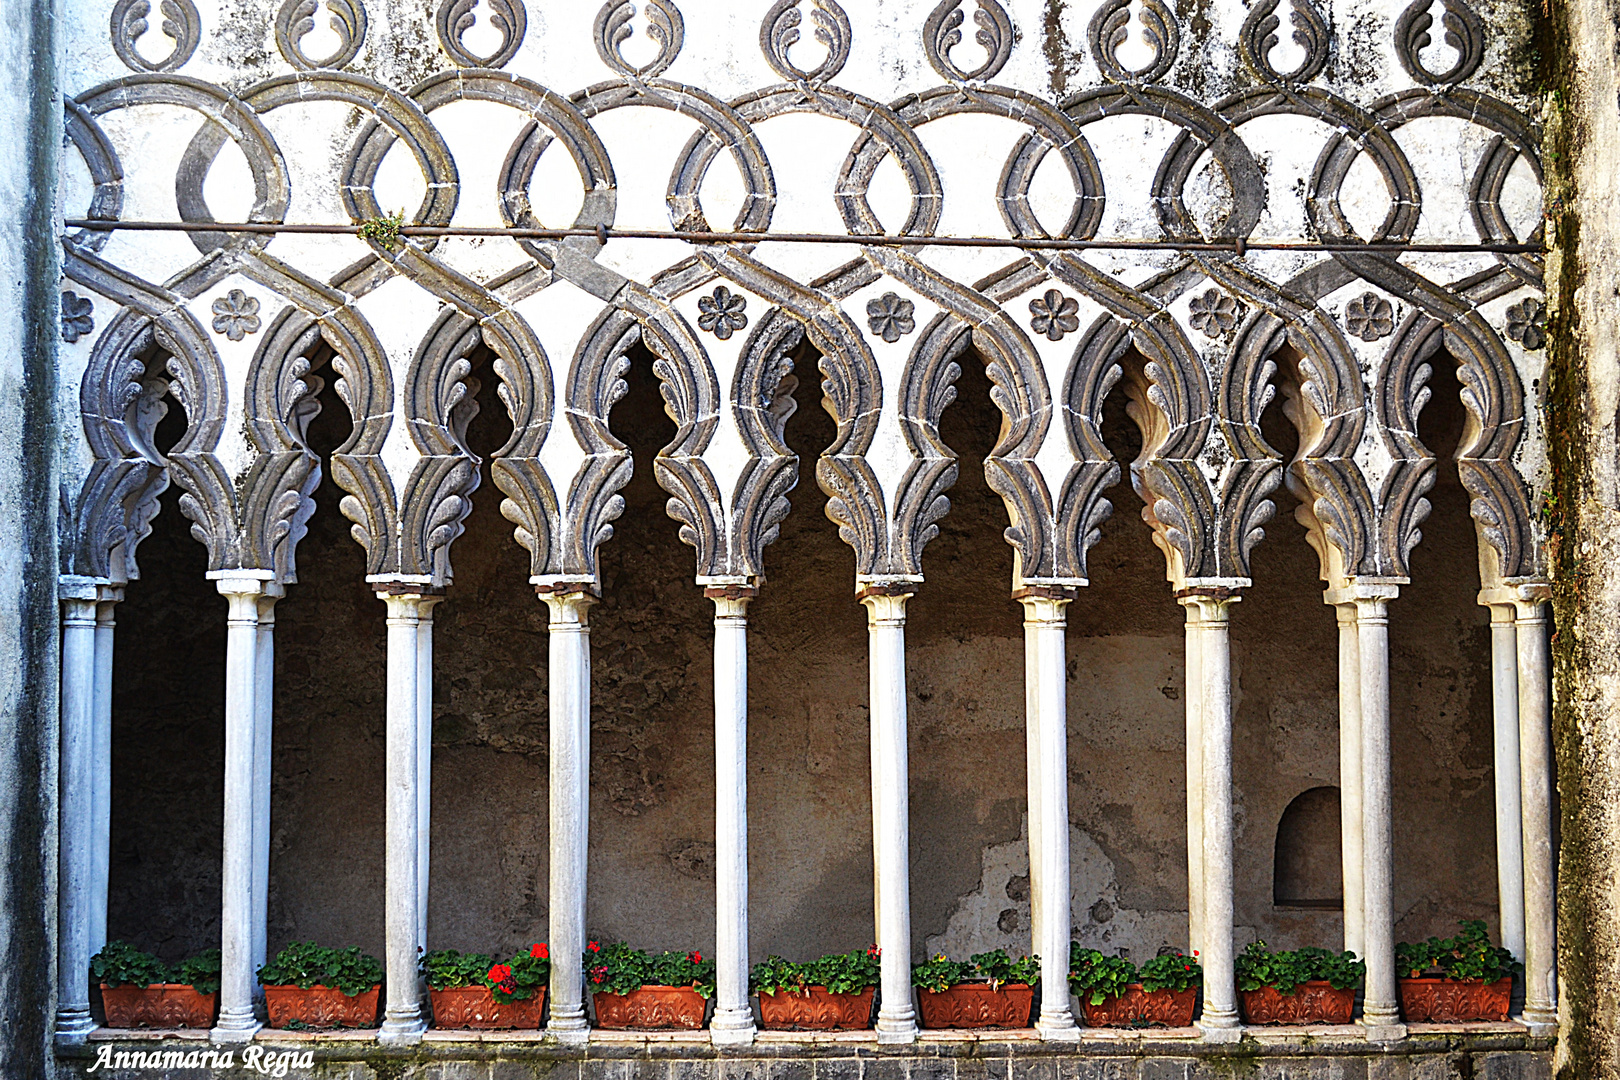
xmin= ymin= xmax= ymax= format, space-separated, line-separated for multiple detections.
xmin=415 ymin=595 xmax=443 ymax=958
xmin=541 ymin=585 xmax=595 ymax=1044
xmin=1516 ymin=594 xmax=1557 ymax=1034
xmin=377 ymin=591 xmax=426 ymax=1046
xmin=1018 ymin=587 xmax=1079 ymax=1039
xmin=860 ymin=585 xmax=917 ymax=1044
xmin=251 ymin=587 xmax=281 ymax=997
xmin=708 ymin=585 xmax=756 ymax=1045
xmin=1183 ymin=605 xmax=1204 ymax=959
xmin=1483 ymin=602 xmax=1526 ymax=966
xmin=1180 ymin=590 xmax=1240 ymax=1042
xmin=1347 ymin=586 xmax=1404 ymax=1041
xmin=1333 ymin=602 xmax=1365 ymax=960
xmin=212 ymin=574 xmax=271 ymax=1043
xmin=55 ymin=583 xmax=99 ymax=1042
xmin=89 ymin=589 xmax=118 ymax=961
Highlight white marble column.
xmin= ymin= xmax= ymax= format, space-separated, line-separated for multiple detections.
xmin=213 ymin=573 xmax=272 ymax=1043
xmin=415 ymin=595 xmax=442 ymax=958
xmin=542 ymin=585 xmax=595 ymax=1043
xmin=1020 ymin=588 xmax=1079 ymax=1040
xmin=1516 ymin=594 xmax=1557 ymax=1034
xmin=378 ymin=591 xmax=426 ymax=1046
xmin=1184 ymin=606 xmax=1205 ymax=959
xmin=1181 ymin=590 xmax=1240 ymax=1042
xmin=1333 ymin=602 xmax=1365 ymax=959
xmin=861 ymin=586 xmax=917 ymax=1044
xmin=709 ymin=585 xmax=757 ymax=1045
xmin=251 ymin=587 xmax=281 ymax=1001
xmin=1351 ymin=587 xmax=1404 ymax=1040
xmin=55 ymin=581 xmax=100 ymax=1041
xmin=1485 ymin=603 xmax=1526 ymax=965
xmin=89 ymin=589 xmax=119 ymax=961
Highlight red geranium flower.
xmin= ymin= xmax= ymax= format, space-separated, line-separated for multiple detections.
xmin=867 ymin=944 xmax=880 ymax=957
xmin=487 ymin=963 xmax=515 ymax=992
xmin=587 ymin=941 xmax=600 ymax=953
xmin=689 ymin=951 xmax=702 ymax=964
xmin=531 ymin=943 xmax=549 ymax=959
xmin=589 ymin=965 xmax=608 ymax=984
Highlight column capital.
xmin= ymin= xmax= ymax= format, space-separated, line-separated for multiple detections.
xmin=1323 ymin=579 xmax=1401 ymax=607
xmin=706 ymin=585 xmax=756 ymax=620
xmin=858 ymin=585 xmax=912 ymax=624
xmin=539 ymin=586 xmax=598 ymax=627
xmin=1178 ymin=587 xmax=1241 ymax=622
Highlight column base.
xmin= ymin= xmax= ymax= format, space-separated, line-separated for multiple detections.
xmin=1359 ymin=1016 xmax=1407 ymax=1043
xmin=547 ymin=1017 xmax=591 ymax=1046
xmin=1197 ymin=1022 xmax=1243 ymax=1044
xmin=876 ymin=1008 xmax=918 ymax=1044
xmin=709 ymin=1015 xmax=758 ymax=1046
xmin=210 ymin=1010 xmax=263 ymax=1044
xmin=1035 ymin=1016 xmax=1081 ymax=1041
xmin=1516 ymin=1008 xmax=1557 ymax=1037
xmin=54 ymin=1009 xmax=96 ymax=1044
xmin=377 ymin=1014 xmax=427 ymax=1047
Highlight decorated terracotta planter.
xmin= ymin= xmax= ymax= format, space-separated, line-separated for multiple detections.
xmin=1238 ymin=981 xmax=1356 ymax=1025
xmin=592 ymin=985 xmax=707 ymax=1029
xmin=100 ymin=984 xmax=217 ymax=1029
xmin=916 ymin=982 xmax=1034 ymax=1029
xmin=1078 ymin=984 xmax=1197 ymax=1028
xmin=430 ymin=985 xmax=546 ymax=1029
xmin=263 ymin=984 xmax=381 ymax=1029
xmin=757 ymin=986 xmax=874 ymax=1031
xmin=1398 ymin=976 xmax=1512 ymax=1022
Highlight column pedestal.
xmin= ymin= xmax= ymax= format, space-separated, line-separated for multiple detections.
xmin=709 ymin=585 xmax=757 ymax=1046
xmin=1019 ymin=587 xmax=1079 ymax=1040
xmin=542 ymin=585 xmax=596 ymax=1045
xmin=213 ymin=573 xmax=274 ymax=1044
xmin=861 ymin=585 xmax=918 ymax=1044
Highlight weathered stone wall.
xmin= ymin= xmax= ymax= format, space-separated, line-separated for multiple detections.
xmin=105 ymin=339 xmax=1504 ymax=971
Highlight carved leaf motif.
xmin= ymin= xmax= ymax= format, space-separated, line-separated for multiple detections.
xmin=760 ymin=0 xmax=852 ymax=84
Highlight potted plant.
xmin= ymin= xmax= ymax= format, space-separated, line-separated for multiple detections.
xmin=1396 ymin=920 xmax=1520 ymax=1022
xmin=751 ymin=946 xmax=880 ymax=1030
xmin=912 ymin=949 xmax=1038 ymax=1029
xmin=585 ymin=940 xmax=714 ymax=1029
xmin=258 ymin=942 xmax=383 ymax=1029
xmin=424 ymin=943 xmax=549 ymax=1029
xmin=1235 ymin=942 xmax=1364 ymax=1024
xmin=1069 ymin=945 xmax=1201 ymax=1027
xmin=91 ymin=941 xmax=220 ymax=1028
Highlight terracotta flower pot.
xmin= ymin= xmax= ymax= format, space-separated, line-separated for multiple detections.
xmin=1398 ymin=976 xmax=1512 ymax=1022
xmin=757 ymin=986 xmax=875 ymax=1031
xmin=1238 ymin=981 xmax=1356 ymax=1025
xmin=1078 ymin=984 xmax=1197 ymax=1028
xmin=263 ymin=984 xmax=381 ymax=1029
xmin=100 ymin=984 xmax=218 ymax=1029
xmin=592 ymin=985 xmax=707 ymax=1029
xmin=916 ymin=982 xmax=1034 ymax=1029
xmin=430 ymin=985 xmax=546 ymax=1029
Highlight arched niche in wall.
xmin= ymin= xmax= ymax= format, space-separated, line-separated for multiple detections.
xmin=1273 ymin=786 xmax=1344 ymax=909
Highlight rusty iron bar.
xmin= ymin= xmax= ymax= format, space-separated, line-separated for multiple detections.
xmin=60 ymin=218 xmax=1547 ymax=254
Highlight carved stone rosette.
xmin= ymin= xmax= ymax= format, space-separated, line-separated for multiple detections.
xmin=99 ymin=984 xmax=218 ymax=1029
xmin=756 ymin=986 xmax=875 ymax=1031
xmin=1237 ymin=982 xmax=1356 ymax=1024
xmin=263 ymin=985 xmax=381 ymax=1029
xmin=915 ymin=983 xmax=1034 ymax=1029
xmin=1078 ymin=984 xmax=1197 ymax=1028
xmin=590 ymin=986 xmax=707 ymax=1030
xmin=1396 ymin=977 xmax=1512 ymax=1022
xmin=428 ymin=986 xmax=545 ymax=1030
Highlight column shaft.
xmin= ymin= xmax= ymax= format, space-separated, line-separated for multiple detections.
xmin=862 ymin=589 xmax=917 ymax=1043
xmin=90 ymin=596 xmax=116 ymax=960
xmin=213 ymin=580 xmax=267 ymax=1042
xmin=543 ymin=589 xmax=595 ymax=1043
xmin=378 ymin=593 xmax=425 ymax=1045
xmin=1022 ymin=592 xmax=1078 ymax=1039
xmin=1185 ymin=594 xmax=1239 ymax=1040
xmin=710 ymin=590 xmax=755 ymax=1044
xmin=416 ymin=598 xmax=441 ymax=956
xmin=1335 ymin=603 xmax=1365 ymax=959
xmin=1516 ymin=599 xmax=1557 ymax=1032
xmin=56 ymin=595 xmax=99 ymax=1040
xmin=1184 ymin=608 xmax=1205 ymax=958
xmin=251 ymin=592 xmax=279 ymax=992
xmin=1489 ymin=606 xmax=1526 ymax=964
xmin=1023 ymin=609 xmax=1044 ymax=987
xmin=1356 ymin=596 xmax=1403 ymax=1038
